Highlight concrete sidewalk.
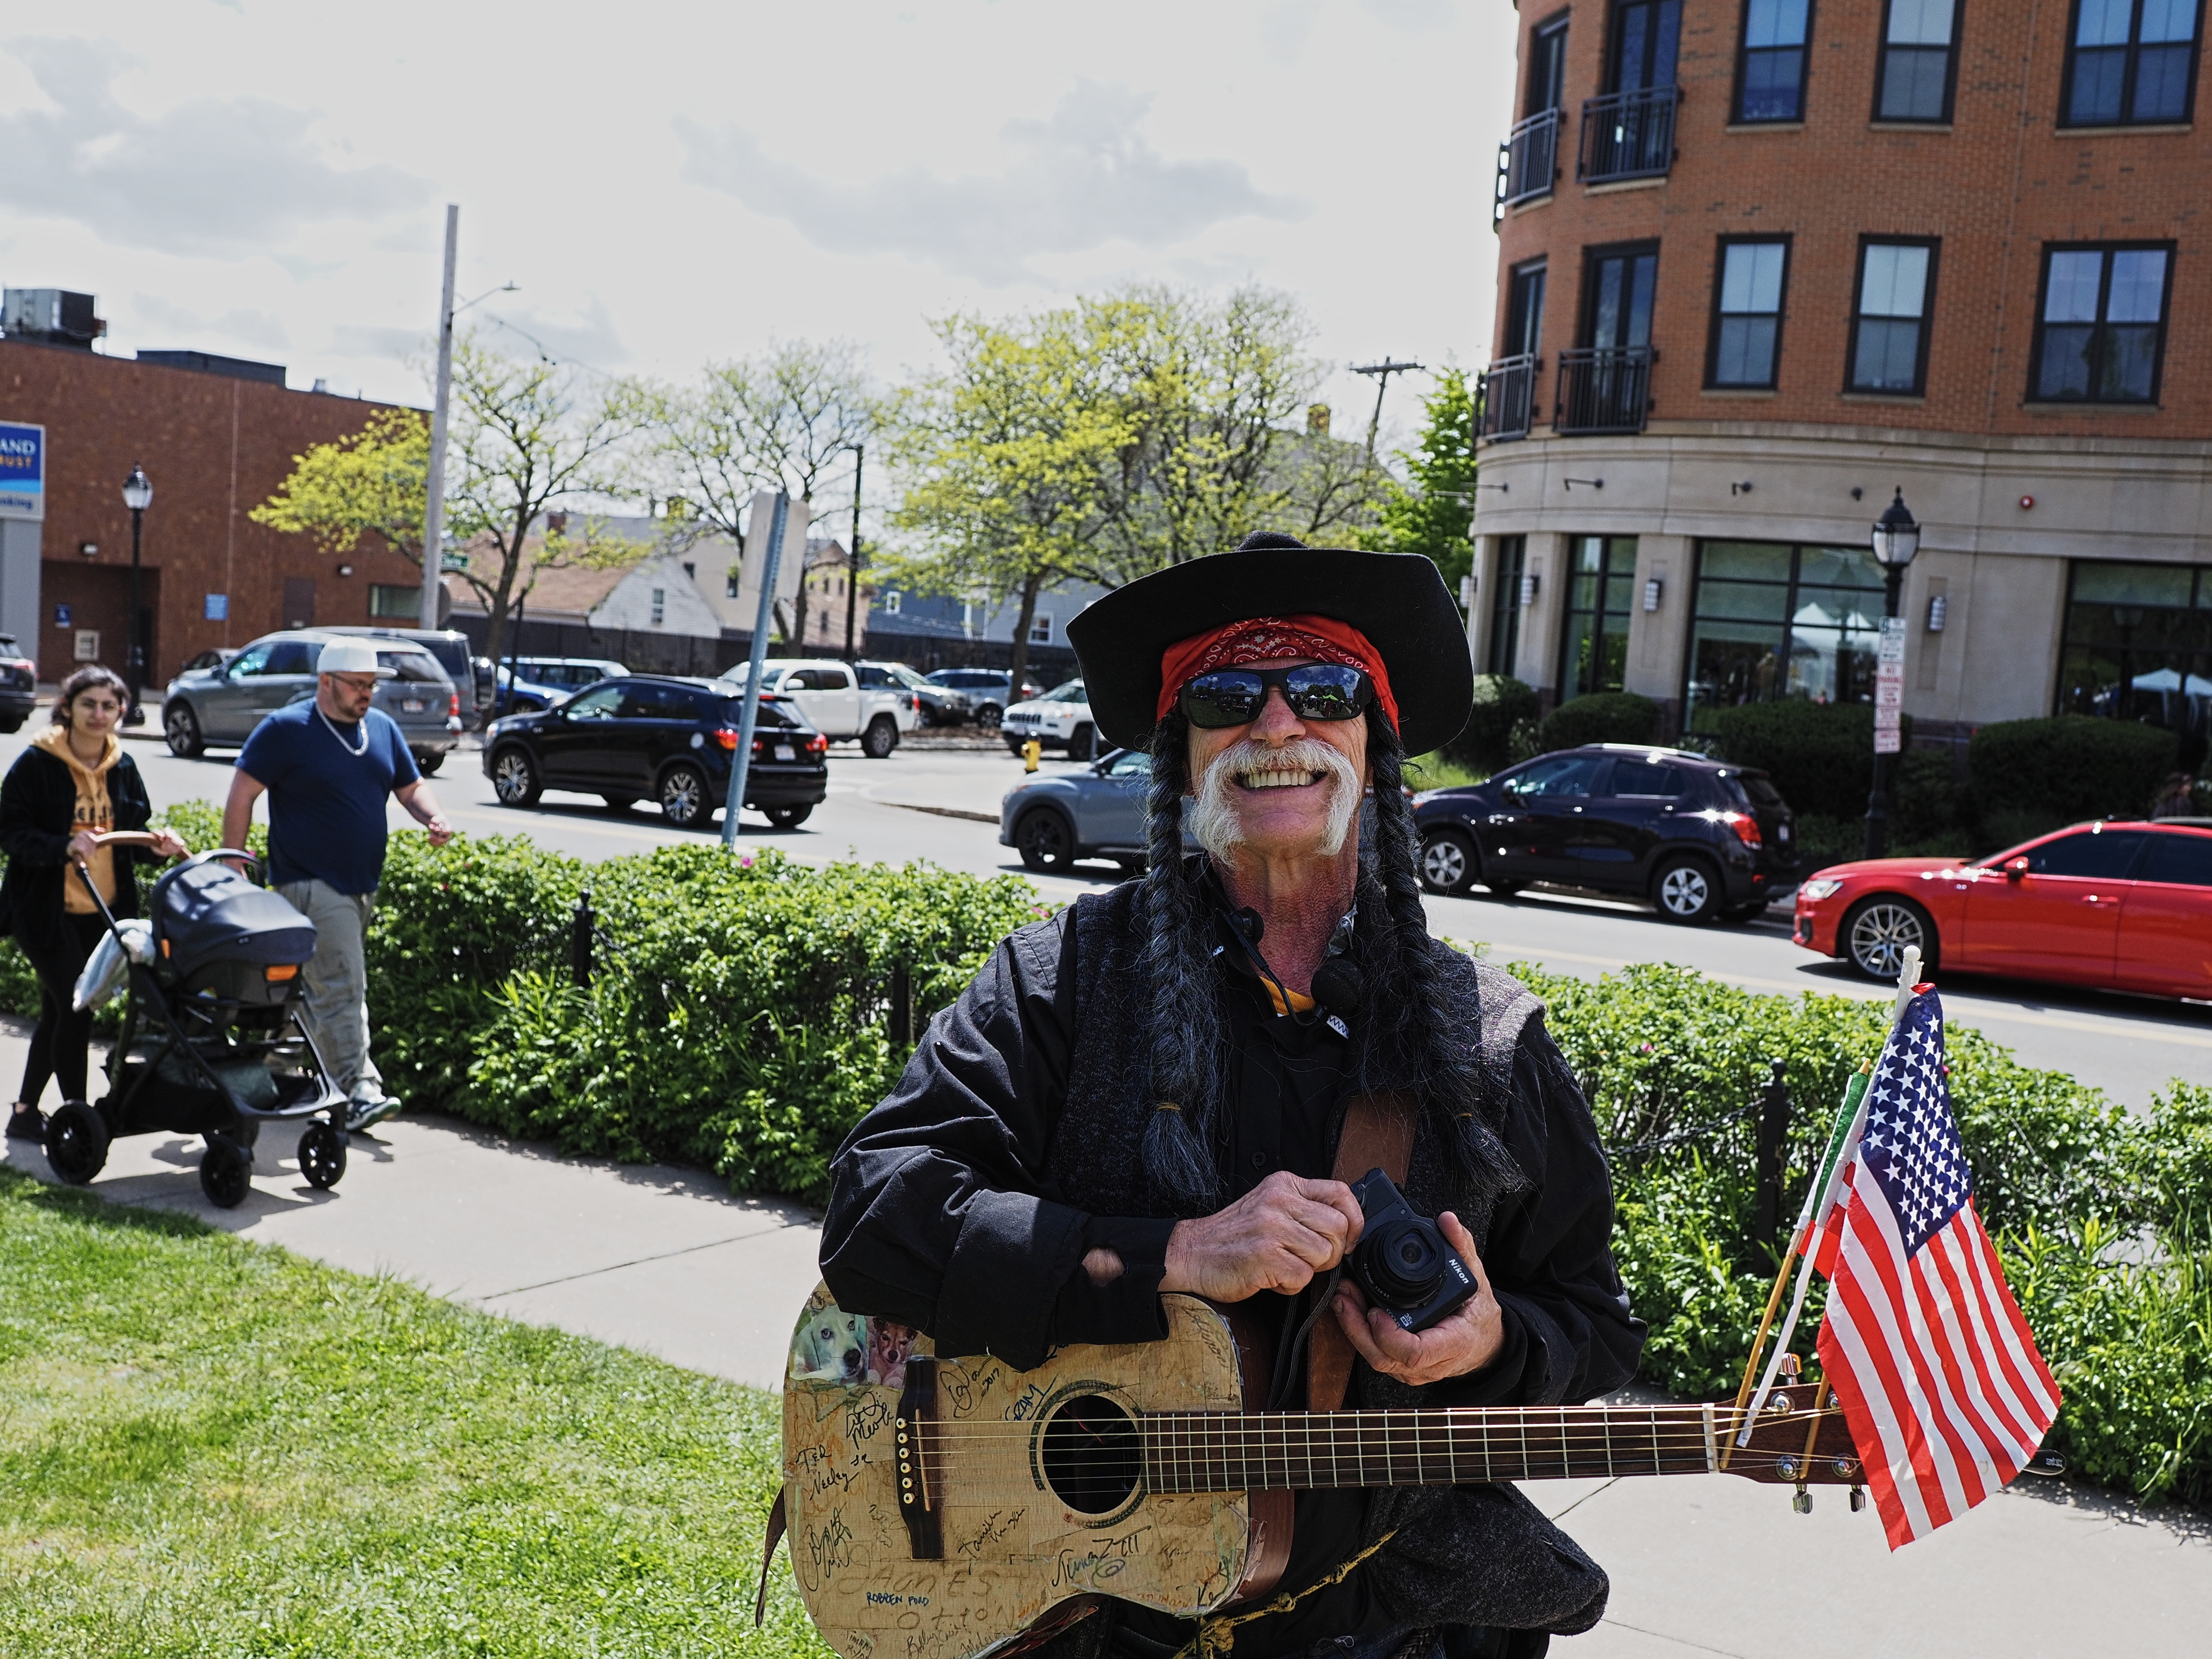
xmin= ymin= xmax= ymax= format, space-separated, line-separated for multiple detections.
xmin=4 ymin=1016 xmax=2205 ymax=1656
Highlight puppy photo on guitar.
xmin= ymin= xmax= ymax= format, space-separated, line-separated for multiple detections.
xmin=773 ymin=543 xmax=2062 ymax=1659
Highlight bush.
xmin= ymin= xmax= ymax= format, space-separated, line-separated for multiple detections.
xmin=1537 ymin=691 xmax=1659 ymax=752
xmin=1708 ymin=699 xmax=1906 ymax=821
xmin=1445 ymin=674 xmax=1541 ymax=773
xmin=1969 ymin=716 xmax=2179 ymax=845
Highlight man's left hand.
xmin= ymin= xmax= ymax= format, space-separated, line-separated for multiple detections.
xmin=423 ymin=815 xmax=454 ymax=847
xmin=1331 ymin=1211 xmax=1505 ymax=1387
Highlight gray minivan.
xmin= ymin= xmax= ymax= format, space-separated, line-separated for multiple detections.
xmin=161 ymin=629 xmax=463 ymax=771
xmin=322 ymin=626 xmax=481 ymax=725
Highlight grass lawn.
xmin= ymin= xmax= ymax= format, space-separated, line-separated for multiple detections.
xmin=0 ymin=1167 xmax=829 ymax=1659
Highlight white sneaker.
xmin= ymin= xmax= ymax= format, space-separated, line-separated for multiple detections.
xmin=343 ymin=1092 xmax=401 ymax=1133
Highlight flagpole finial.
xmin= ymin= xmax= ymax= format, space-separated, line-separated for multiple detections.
xmin=1889 ymin=945 xmax=1922 ymax=1027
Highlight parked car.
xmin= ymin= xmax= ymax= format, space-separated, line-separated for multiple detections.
xmin=482 ymin=675 xmax=829 ymax=829
xmin=719 ymin=658 xmax=918 ymax=757
xmin=859 ymin=660 xmax=964 ymax=726
xmin=924 ymin=668 xmax=1043 ymax=727
xmin=160 ymin=630 xmax=464 ymax=772
xmin=173 ymin=647 xmax=240 ymax=677
xmin=323 ymin=626 xmax=482 ymax=725
xmin=1412 ymin=744 xmax=1799 ymax=924
xmin=0 ymin=633 xmax=36 ymax=733
xmin=489 ymin=657 xmax=629 ymax=715
xmin=1002 ymin=678 xmax=1100 ymax=757
xmin=1000 ymin=747 xmax=1157 ymax=874
xmin=1793 ymin=818 xmax=2212 ymax=996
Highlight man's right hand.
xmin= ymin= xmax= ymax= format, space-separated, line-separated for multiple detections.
xmin=1160 ymin=1171 xmax=1365 ymax=1302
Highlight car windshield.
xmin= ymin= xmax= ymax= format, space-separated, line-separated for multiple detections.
xmin=1041 ymin=679 xmax=1086 ymax=704
xmin=378 ymin=650 xmax=447 ymax=683
xmin=885 ymin=665 xmax=933 ymax=690
xmin=723 ymin=696 xmax=797 ymax=729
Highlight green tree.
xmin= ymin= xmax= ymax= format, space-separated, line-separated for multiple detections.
xmin=1367 ymin=367 xmax=1477 ymax=593
xmin=251 ymin=407 xmax=431 ymax=568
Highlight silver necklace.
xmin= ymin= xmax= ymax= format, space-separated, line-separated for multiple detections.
xmin=318 ymin=707 xmax=370 ymax=758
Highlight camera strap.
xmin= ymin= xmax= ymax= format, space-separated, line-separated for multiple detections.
xmin=1307 ymin=1093 xmax=1416 ymax=1414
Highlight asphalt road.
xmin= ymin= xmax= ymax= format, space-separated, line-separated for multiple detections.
xmin=39 ymin=722 xmax=2212 ymax=1107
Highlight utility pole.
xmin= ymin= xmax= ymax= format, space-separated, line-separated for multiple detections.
xmin=1350 ymin=358 xmax=1425 ymax=464
xmin=421 ymin=205 xmax=459 ymax=635
xmin=842 ymin=445 xmax=863 ymax=662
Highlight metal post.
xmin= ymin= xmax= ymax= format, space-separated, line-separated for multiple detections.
xmin=504 ymin=591 xmax=526 ymax=717
xmin=421 ymin=205 xmax=460 ymax=632
xmin=570 ymin=888 xmax=594 ymax=989
xmin=1863 ymin=565 xmax=1907 ymax=859
xmin=125 ymin=504 xmax=145 ymax=724
xmin=843 ymin=445 xmax=863 ymax=662
xmin=1752 ymin=1059 xmax=1791 ymax=1251
xmin=723 ymin=491 xmax=791 ymax=847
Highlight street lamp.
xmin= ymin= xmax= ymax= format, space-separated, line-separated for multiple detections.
xmin=842 ymin=443 xmax=864 ymax=662
xmin=120 ymin=463 xmax=153 ymax=726
xmin=1863 ymin=488 xmax=1920 ymax=858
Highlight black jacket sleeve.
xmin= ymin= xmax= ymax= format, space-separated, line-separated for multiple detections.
xmin=0 ymin=748 xmax=74 ymax=867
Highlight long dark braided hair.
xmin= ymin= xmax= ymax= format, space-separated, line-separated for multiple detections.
xmin=1135 ymin=706 xmax=1522 ymax=1212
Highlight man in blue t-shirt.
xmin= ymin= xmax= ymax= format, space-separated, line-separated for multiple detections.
xmin=224 ymin=638 xmax=453 ymax=1133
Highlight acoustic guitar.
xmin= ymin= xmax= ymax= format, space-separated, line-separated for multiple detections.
xmin=778 ymin=1285 xmax=1860 ymax=1659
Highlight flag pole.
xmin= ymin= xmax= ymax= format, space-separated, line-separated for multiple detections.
xmin=1730 ymin=944 xmax=1920 ymax=1453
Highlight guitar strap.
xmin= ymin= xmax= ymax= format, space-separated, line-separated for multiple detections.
xmin=1308 ymin=1093 xmax=1416 ymax=1414
xmin=753 ymin=1486 xmax=788 ymax=1627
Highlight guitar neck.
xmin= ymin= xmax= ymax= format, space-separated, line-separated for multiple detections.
xmin=1141 ymin=1403 xmax=1734 ymax=1491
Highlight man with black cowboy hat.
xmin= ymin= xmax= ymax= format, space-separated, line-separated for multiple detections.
xmin=822 ymin=534 xmax=1642 ymax=1659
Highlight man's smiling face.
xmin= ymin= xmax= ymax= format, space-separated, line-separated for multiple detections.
xmin=1184 ymin=657 xmax=1371 ymax=863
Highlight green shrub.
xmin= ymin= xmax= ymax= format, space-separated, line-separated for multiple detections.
xmin=1969 ymin=716 xmax=2179 ymax=844
xmin=1709 ymin=699 xmax=1902 ymax=821
xmin=1446 ymin=674 xmax=1541 ymax=773
xmin=1538 ymin=691 xmax=1659 ymax=752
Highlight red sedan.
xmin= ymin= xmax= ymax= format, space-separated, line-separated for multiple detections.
xmin=1793 ymin=818 xmax=2212 ymax=1000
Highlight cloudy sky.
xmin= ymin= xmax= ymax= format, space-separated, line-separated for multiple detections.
xmin=0 ymin=0 xmax=1516 ymax=445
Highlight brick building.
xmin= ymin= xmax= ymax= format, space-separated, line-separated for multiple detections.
xmin=1473 ymin=0 xmax=2212 ymax=760
xmin=0 ymin=333 xmax=421 ymax=687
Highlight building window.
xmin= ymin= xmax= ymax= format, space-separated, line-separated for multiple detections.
xmin=1847 ymin=239 xmax=1939 ymax=394
xmin=1488 ymin=536 xmax=1527 ymax=677
xmin=651 ymin=587 xmax=666 ymax=626
xmin=2057 ymin=561 xmax=2212 ymax=765
xmin=1505 ymin=260 xmax=1546 ymax=358
xmin=368 ymin=583 xmax=420 ymax=619
xmin=726 ymin=565 xmax=741 ymax=599
xmin=2030 ymin=244 xmax=2173 ymax=404
xmin=883 ymin=590 xmax=901 ymax=614
xmin=1030 ymin=613 xmax=1053 ymax=644
xmin=1559 ymin=535 xmax=1637 ymax=701
xmin=2061 ymin=0 xmax=2201 ymax=126
xmin=1875 ymin=0 xmax=1960 ymax=121
xmin=1528 ymin=13 xmax=1571 ymax=114
xmin=1737 ymin=0 xmax=1812 ymax=121
xmin=1682 ymin=541 xmax=1887 ymax=733
xmin=1708 ymin=239 xmax=1790 ymax=388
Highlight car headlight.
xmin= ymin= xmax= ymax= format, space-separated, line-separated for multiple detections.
xmin=1798 ymin=878 xmax=1843 ymax=901
xmin=1412 ymin=789 xmax=1442 ymax=806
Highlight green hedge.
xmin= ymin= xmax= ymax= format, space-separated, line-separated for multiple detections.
xmin=1708 ymin=699 xmax=1909 ymax=822
xmin=1538 ymin=691 xmax=1660 ymax=752
xmin=1969 ymin=716 xmax=2180 ymax=847
xmin=1444 ymin=674 xmax=1541 ymax=774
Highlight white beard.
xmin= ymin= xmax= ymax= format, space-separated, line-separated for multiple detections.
xmin=1188 ymin=735 xmax=1362 ymax=864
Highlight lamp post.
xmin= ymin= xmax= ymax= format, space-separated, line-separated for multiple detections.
xmin=842 ymin=444 xmax=864 ymax=662
xmin=120 ymin=463 xmax=153 ymax=725
xmin=1863 ymin=488 xmax=1920 ymax=859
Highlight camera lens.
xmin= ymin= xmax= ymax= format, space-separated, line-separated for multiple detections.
xmin=1359 ymin=1217 xmax=1446 ymax=1308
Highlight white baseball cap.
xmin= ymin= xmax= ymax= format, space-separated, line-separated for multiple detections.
xmin=316 ymin=639 xmax=395 ymax=678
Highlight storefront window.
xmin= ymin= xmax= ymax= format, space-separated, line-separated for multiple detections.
xmin=1488 ymin=535 xmax=1526 ymax=678
xmin=1559 ymin=536 xmax=1637 ymax=701
xmin=1683 ymin=540 xmax=1885 ymax=732
xmin=2057 ymin=559 xmax=2212 ymax=766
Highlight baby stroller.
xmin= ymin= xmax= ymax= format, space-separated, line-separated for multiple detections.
xmin=42 ymin=834 xmax=353 ymax=1208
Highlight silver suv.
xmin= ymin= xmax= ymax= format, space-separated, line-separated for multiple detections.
xmin=161 ymin=630 xmax=463 ymax=771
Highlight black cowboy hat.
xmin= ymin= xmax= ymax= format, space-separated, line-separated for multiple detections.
xmin=1067 ymin=533 xmax=1474 ymax=756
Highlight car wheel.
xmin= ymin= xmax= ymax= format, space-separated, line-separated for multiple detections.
xmin=490 ymin=746 xmax=541 ymax=807
xmin=659 ymin=763 xmax=713 ymax=829
xmin=1014 ymin=809 xmax=1076 ymax=872
xmin=1653 ymin=855 xmax=1723 ymax=924
xmin=43 ymin=1100 xmax=109 ymax=1186
xmin=412 ymin=750 xmax=445 ymax=777
xmin=1841 ymin=895 xmax=1938 ymax=981
xmin=862 ymin=715 xmax=899 ymax=759
xmin=1418 ymin=828 xmax=1478 ymax=896
xmin=0 ymin=717 xmax=20 ymax=735
xmin=1069 ymin=721 xmax=1097 ymax=761
xmin=164 ymin=702 xmax=205 ymax=759
xmin=763 ymin=803 xmax=813 ymax=829
xmin=600 ymin=795 xmax=637 ymax=812
xmin=977 ymin=703 xmax=1003 ymax=728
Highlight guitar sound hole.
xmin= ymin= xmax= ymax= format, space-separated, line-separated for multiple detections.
xmin=1040 ymin=1394 xmax=1142 ymax=1515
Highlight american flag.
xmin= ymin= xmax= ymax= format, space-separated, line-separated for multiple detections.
xmin=1813 ymin=990 xmax=2061 ymax=1548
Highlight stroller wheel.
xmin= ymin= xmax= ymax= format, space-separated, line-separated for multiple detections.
xmin=44 ymin=1100 xmax=110 ymax=1186
xmin=199 ymin=1134 xmax=253 ymax=1209
xmin=298 ymin=1121 xmax=347 ymax=1190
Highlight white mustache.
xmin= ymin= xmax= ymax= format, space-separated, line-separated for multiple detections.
xmin=1188 ymin=736 xmax=1361 ymax=862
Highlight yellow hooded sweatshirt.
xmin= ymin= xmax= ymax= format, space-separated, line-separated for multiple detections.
xmin=32 ymin=722 xmax=123 ymax=912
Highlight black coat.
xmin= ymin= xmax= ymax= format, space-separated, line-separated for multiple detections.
xmin=0 ymin=741 xmax=154 ymax=954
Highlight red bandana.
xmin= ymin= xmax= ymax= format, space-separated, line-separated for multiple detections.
xmin=1156 ymin=614 xmax=1398 ymax=732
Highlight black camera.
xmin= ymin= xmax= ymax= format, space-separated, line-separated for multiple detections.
xmin=1347 ymin=1168 xmax=1479 ymax=1333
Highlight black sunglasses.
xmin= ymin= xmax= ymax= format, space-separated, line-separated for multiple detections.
xmin=1177 ymin=664 xmax=1374 ymax=729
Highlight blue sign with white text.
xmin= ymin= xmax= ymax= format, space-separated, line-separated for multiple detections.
xmin=0 ymin=422 xmax=45 ymax=521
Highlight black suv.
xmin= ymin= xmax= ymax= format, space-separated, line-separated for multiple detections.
xmin=482 ymin=676 xmax=829 ymax=830
xmin=1412 ymin=745 xmax=1799 ymax=923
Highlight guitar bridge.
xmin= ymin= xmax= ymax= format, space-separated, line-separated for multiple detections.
xmin=894 ymin=1356 xmax=943 ymax=1560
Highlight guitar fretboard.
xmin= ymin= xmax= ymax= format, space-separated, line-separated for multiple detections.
xmin=1141 ymin=1404 xmax=1728 ymax=1491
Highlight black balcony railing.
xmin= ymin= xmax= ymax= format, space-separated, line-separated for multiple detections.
xmin=1555 ymin=347 xmax=1653 ymax=435
xmin=1577 ymin=86 xmax=1681 ymax=185
xmin=1477 ymin=355 xmax=1540 ymax=441
xmin=1494 ymin=110 xmax=1560 ymax=218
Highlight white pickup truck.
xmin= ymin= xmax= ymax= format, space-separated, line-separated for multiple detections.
xmin=723 ymin=658 xmax=919 ymax=757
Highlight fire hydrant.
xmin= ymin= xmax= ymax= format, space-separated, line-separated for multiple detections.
xmin=1022 ymin=738 xmax=1041 ymax=773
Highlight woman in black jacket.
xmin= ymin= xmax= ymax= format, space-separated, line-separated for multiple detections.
xmin=1 ymin=666 xmax=186 ymax=1140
